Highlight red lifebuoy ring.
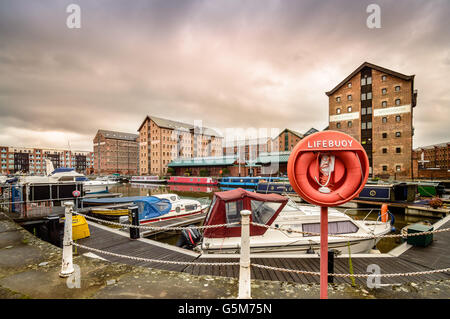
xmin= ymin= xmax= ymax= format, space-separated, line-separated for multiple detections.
xmin=288 ymin=130 xmax=369 ymax=207
xmin=290 ymin=151 xmax=362 ymax=206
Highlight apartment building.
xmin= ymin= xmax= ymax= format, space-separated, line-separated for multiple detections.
xmin=138 ymin=115 xmax=223 ymax=176
xmin=326 ymin=62 xmax=418 ymax=178
xmin=0 ymin=146 xmax=94 ymax=175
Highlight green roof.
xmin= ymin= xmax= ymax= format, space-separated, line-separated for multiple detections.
xmin=255 ymin=151 xmax=291 ymax=164
xmin=168 ymin=155 xmax=239 ymax=167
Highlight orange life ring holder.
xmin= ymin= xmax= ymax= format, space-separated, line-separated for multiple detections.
xmin=288 ymin=131 xmax=369 ymax=207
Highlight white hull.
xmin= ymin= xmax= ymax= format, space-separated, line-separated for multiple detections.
xmin=201 ymin=205 xmax=392 ymax=255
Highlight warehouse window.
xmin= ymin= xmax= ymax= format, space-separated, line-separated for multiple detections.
xmin=382 ymin=133 xmax=387 ymax=139
xmin=382 ymin=165 xmax=388 ymax=171
xmin=396 ymin=132 xmax=401 ymax=137
xmin=336 ymin=122 xmax=341 ymax=129
xmin=336 ymin=96 xmax=341 ymax=102
xmin=336 ymin=108 xmax=341 ymax=114
xmin=396 ymin=165 xmax=401 ymax=172
xmin=382 ymin=148 xmax=387 ymax=154
xmin=396 ymin=147 xmax=401 ymax=154
xmin=347 ymin=121 xmax=352 ymax=128
xmin=347 ymin=94 xmax=352 ymax=101
xmin=367 ymin=92 xmax=372 ymax=100
xmin=382 ymin=88 xmax=387 ymax=95
xmin=347 ymin=106 xmax=352 ymax=112
xmin=395 ymin=99 xmax=401 ymax=105
xmin=382 ymin=101 xmax=387 ymax=107
xmin=382 ymin=117 xmax=387 ymax=123
xmin=396 ymin=115 xmax=401 ymax=122
xmin=347 ymin=82 xmax=352 ymax=88
xmin=382 ymin=75 xmax=387 ymax=81
xmin=395 ymin=85 xmax=401 ymax=92
xmin=361 ymin=93 xmax=366 ymax=101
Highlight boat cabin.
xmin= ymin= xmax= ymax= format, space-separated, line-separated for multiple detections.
xmin=202 ymin=188 xmax=288 ymax=238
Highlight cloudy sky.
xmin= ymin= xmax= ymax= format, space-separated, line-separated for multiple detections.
xmin=0 ymin=0 xmax=449 ymax=151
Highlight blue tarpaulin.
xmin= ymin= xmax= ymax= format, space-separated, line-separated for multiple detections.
xmin=82 ymin=196 xmax=172 ymax=221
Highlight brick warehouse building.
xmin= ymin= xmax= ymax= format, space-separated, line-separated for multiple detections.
xmin=326 ymin=62 xmax=418 ymax=179
xmin=93 ymin=129 xmax=139 ymax=175
xmin=413 ymin=142 xmax=450 ymax=179
xmin=0 ymin=146 xmax=94 ymax=175
xmin=138 ymin=115 xmax=223 ymax=176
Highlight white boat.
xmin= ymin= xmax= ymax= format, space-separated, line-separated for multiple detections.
xmin=83 ymin=193 xmax=209 ymax=223
xmin=183 ymin=188 xmax=392 ymax=254
xmin=17 ymin=159 xmax=110 ymax=194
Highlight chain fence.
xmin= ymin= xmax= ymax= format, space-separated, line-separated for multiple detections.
xmin=74 ymin=209 xmax=450 ymax=239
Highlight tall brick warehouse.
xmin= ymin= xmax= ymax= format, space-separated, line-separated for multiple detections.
xmin=326 ymin=62 xmax=418 ymax=178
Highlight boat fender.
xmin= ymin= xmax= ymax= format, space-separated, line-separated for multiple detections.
xmin=380 ymin=204 xmax=389 ymax=223
xmin=292 ymin=151 xmax=363 ymax=206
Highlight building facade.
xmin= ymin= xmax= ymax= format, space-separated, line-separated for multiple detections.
xmin=326 ymin=62 xmax=418 ymax=179
xmin=93 ymin=130 xmax=139 ymax=175
xmin=0 ymin=146 xmax=94 ymax=175
xmin=138 ymin=116 xmax=223 ymax=176
xmin=413 ymin=142 xmax=450 ymax=179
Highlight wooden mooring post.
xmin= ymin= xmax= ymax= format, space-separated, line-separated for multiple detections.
xmin=59 ymin=201 xmax=74 ymax=278
xmin=238 ymin=210 xmax=251 ymax=299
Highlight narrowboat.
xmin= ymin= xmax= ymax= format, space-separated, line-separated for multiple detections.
xmin=218 ymin=177 xmax=264 ymax=189
xmin=356 ymin=181 xmax=417 ymax=202
xmin=168 ymin=176 xmax=218 ymax=186
xmin=177 ymin=188 xmax=392 ymax=254
xmin=130 ymin=176 xmax=168 ymax=184
xmin=256 ymin=181 xmax=296 ymax=195
xmin=416 ymin=181 xmax=445 ymax=197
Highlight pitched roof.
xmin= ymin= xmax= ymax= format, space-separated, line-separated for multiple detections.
xmin=97 ymin=130 xmax=139 ymax=141
xmin=138 ymin=115 xmax=222 ymax=137
xmin=325 ymin=62 xmax=415 ymax=96
xmin=273 ymin=128 xmax=304 ymax=140
xmin=303 ymin=127 xmax=319 ymax=136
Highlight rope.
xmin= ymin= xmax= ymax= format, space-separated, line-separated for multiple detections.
xmin=71 ymin=241 xmax=450 ymax=278
xmin=72 ymin=241 xmax=239 ymax=267
xmin=252 ymin=263 xmax=450 ymax=278
xmin=250 ymin=221 xmax=450 ymax=239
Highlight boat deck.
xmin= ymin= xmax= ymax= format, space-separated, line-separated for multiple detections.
xmin=77 ymin=216 xmax=450 ymax=285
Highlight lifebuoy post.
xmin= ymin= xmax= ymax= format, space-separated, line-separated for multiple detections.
xmin=287 ymin=131 xmax=369 ymax=299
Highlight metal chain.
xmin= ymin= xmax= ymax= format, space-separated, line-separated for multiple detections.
xmin=74 ymin=211 xmax=238 ymax=230
xmin=252 ymin=263 xmax=450 ymax=278
xmin=72 ymin=241 xmax=239 ymax=267
xmin=250 ymin=221 xmax=450 ymax=239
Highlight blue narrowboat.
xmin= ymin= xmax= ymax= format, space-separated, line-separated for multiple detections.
xmin=357 ymin=182 xmax=417 ymax=202
xmin=219 ymin=177 xmax=269 ymax=189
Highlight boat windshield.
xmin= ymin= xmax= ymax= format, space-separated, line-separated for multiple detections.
xmin=250 ymin=200 xmax=282 ymax=224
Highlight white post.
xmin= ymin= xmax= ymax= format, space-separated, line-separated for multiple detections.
xmin=59 ymin=201 xmax=74 ymax=277
xmin=238 ymin=209 xmax=251 ymax=299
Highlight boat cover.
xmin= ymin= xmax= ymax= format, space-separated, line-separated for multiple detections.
xmin=203 ymin=188 xmax=288 ymax=238
xmin=82 ymin=196 xmax=172 ymax=220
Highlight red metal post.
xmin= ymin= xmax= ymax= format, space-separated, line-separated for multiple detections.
xmin=320 ymin=206 xmax=328 ymax=299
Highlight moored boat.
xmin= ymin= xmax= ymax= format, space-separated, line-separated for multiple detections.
xmin=130 ymin=176 xmax=167 ymax=184
xmin=178 ymin=188 xmax=393 ymax=254
xmin=168 ymin=176 xmax=218 ymax=186
xmin=82 ymin=194 xmax=208 ymax=223
xmin=356 ymin=181 xmax=417 ymax=202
